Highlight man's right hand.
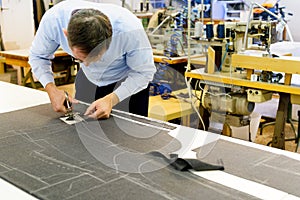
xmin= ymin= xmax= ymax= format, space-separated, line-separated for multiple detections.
xmin=45 ymin=82 xmax=77 ymax=114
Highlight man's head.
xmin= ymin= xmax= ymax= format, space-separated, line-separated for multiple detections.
xmin=66 ymin=9 xmax=112 ymax=65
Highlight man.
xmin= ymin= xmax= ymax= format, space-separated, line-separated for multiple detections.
xmin=29 ymin=0 xmax=156 ymax=119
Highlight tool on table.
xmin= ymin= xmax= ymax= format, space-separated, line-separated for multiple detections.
xmin=64 ymin=91 xmax=74 ymax=120
xmin=60 ymin=94 xmax=89 ymax=125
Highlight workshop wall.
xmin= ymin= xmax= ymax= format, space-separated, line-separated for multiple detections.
xmin=278 ymin=0 xmax=299 ymax=42
xmin=251 ymin=0 xmax=298 ymax=41
xmin=0 ymin=0 xmax=35 ymax=49
xmin=0 ymin=0 xmax=299 ymax=51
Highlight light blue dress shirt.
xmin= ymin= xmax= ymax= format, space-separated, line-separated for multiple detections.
xmin=29 ymin=0 xmax=156 ymax=102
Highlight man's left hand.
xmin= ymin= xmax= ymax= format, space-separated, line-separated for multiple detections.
xmin=84 ymin=93 xmax=119 ymax=119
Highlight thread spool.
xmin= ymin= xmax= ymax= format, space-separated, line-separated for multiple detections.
xmin=194 ymin=21 xmax=203 ymax=38
xmin=140 ymin=1 xmax=144 ymax=12
xmin=226 ymin=28 xmax=231 ymax=38
xmin=49 ymin=0 xmax=53 ymax=9
xmin=146 ymin=1 xmax=149 ymax=11
xmin=206 ymin=22 xmax=214 ymax=40
xmin=217 ymin=22 xmax=225 ymax=39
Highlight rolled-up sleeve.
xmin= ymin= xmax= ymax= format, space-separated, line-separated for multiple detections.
xmin=28 ymin=12 xmax=60 ymax=87
xmin=113 ymin=30 xmax=156 ymax=102
xmin=114 ymin=48 xmax=156 ymax=102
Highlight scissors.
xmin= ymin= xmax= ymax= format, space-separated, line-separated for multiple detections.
xmin=64 ymin=91 xmax=75 ymax=120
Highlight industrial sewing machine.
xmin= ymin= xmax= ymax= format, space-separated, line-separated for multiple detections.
xmin=194 ymin=20 xmax=277 ymax=72
xmin=148 ymin=11 xmax=280 ymax=137
xmin=190 ymin=19 xmax=281 ymax=139
xmin=147 ymin=6 xmax=202 ymax=57
xmin=185 ymin=15 xmax=300 ymax=147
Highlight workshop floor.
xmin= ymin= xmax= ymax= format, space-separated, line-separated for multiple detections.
xmin=255 ymin=123 xmax=299 ymax=153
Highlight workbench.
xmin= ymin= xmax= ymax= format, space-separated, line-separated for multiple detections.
xmin=190 ymin=55 xmax=207 ymax=66
xmin=185 ymin=52 xmax=300 ymax=150
xmin=153 ymin=53 xmax=204 ymax=65
xmin=148 ymin=89 xmax=199 ymax=126
xmin=0 ymin=48 xmax=199 ymax=89
xmin=1 ymin=81 xmax=300 ymax=199
xmin=0 ymin=49 xmax=70 ymax=88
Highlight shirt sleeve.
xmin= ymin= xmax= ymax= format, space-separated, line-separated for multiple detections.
xmin=113 ymin=30 xmax=156 ymax=102
xmin=28 ymin=12 xmax=61 ymax=88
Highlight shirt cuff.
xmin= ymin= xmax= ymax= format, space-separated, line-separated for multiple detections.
xmin=38 ymin=73 xmax=55 ymax=88
xmin=113 ymin=85 xmax=130 ymax=103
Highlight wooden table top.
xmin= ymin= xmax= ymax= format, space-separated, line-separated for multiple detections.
xmin=153 ymin=54 xmax=205 ymax=65
xmin=0 ymin=49 xmax=69 ymax=61
xmin=149 ymin=89 xmax=199 ymax=121
xmin=185 ymin=69 xmax=300 ymax=95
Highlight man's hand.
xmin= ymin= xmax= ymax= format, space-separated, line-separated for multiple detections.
xmin=45 ymin=83 xmax=77 ymax=114
xmin=84 ymin=93 xmax=119 ymax=119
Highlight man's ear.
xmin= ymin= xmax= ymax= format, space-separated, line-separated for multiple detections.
xmin=63 ymin=29 xmax=68 ymax=37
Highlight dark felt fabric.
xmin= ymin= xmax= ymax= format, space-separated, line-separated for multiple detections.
xmin=0 ymin=104 xmax=275 ymax=200
xmin=194 ymin=140 xmax=300 ymax=197
xmin=148 ymin=151 xmax=224 ymax=171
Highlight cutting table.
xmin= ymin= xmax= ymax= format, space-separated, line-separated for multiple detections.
xmin=1 ymin=81 xmax=300 ymax=199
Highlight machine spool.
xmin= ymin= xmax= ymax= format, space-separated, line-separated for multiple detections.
xmin=217 ymin=22 xmax=225 ymax=39
xmin=206 ymin=22 xmax=214 ymax=40
xmin=140 ymin=1 xmax=144 ymax=12
xmin=146 ymin=0 xmax=149 ymax=11
xmin=194 ymin=21 xmax=203 ymax=38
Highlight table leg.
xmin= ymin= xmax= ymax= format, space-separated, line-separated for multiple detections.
xmin=182 ymin=115 xmax=190 ymax=127
xmin=21 ymin=68 xmax=37 ymax=89
xmin=271 ymin=93 xmax=290 ymax=149
xmin=0 ymin=63 xmax=4 ymax=74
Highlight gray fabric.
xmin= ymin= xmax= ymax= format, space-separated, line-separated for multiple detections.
xmin=195 ymin=140 xmax=300 ymax=197
xmin=0 ymin=104 xmax=261 ymax=199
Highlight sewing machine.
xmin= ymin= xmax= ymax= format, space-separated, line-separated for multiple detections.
xmin=147 ymin=6 xmax=203 ymax=57
xmin=187 ymin=20 xmax=279 ymax=138
xmin=192 ymin=20 xmax=277 ymax=72
xmin=186 ymin=44 xmax=300 ymax=149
